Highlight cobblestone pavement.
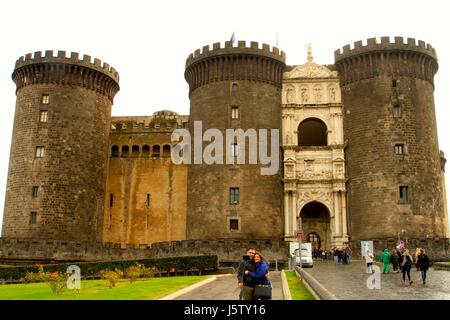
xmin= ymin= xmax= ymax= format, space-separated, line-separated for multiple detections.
xmin=174 ymin=272 xmax=284 ymax=300
xmin=303 ymin=260 xmax=450 ymax=300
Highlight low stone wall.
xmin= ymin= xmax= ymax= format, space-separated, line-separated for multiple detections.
xmin=0 ymin=237 xmax=289 ymax=263
xmin=349 ymin=238 xmax=450 ymax=261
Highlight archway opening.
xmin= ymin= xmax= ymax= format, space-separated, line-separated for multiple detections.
xmin=299 ymin=201 xmax=330 ymax=250
xmin=298 ymin=118 xmax=328 ymax=146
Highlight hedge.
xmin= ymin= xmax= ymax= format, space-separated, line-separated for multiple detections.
xmin=0 ymin=255 xmax=218 ymax=280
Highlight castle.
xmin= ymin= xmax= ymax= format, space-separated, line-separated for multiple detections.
xmin=0 ymin=37 xmax=449 ymax=262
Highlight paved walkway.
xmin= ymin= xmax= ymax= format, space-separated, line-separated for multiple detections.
xmin=174 ymin=272 xmax=284 ymax=300
xmin=303 ymin=260 xmax=450 ymax=300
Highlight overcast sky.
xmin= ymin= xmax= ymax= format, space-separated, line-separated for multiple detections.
xmin=0 ymin=0 xmax=449 ymax=234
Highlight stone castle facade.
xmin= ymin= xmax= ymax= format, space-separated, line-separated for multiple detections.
xmin=1 ymin=37 xmax=449 ymax=261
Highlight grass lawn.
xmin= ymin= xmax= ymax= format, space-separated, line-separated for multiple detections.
xmin=0 ymin=275 xmax=210 ymax=300
xmin=284 ymin=270 xmax=316 ymax=300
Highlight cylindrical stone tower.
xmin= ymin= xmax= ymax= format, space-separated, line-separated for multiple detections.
xmin=334 ymin=37 xmax=447 ymax=240
xmin=2 ymin=50 xmax=120 ymax=242
xmin=184 ymin=41 xmax=285 ymax=240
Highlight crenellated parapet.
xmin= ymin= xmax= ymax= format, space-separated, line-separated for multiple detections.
xmin=111 ymin=112 xmax=189 ymax=133
xmin=334 ymin=37 xmax=438 ymax=86
xmin=12 ymin=50 xmax=120 ymax=102
xmin=185 ymin=41 xmax=286 ymax=94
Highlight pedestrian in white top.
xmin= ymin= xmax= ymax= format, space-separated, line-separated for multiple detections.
xmin=365 ymin=249 xmax=375 ymax=274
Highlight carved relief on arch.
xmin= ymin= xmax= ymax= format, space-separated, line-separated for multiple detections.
xmin=284 ymin=85 xmax=296 ymax=104
xmin=327 ymin=84 xmax=338 ymax=102
xmin=313 ymin=85 xmax=323 ymax=103
xmin=299 ymin=86 xmax=309 ymax=104
xmin=296 ymin=190 xmax=333 ymax=217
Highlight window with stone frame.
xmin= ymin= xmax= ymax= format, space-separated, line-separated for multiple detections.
xmin=32 ymin=186 xmax=39 ymax=198
xmin=109 ymin=193 xmax=114 ymax=208
xmin=35 ymin=146 xmax=45 ymax=158
xmin=393 ymin=102 xmax=401 ymax=118
xmin=399 ymin=186 xmax=409 ymax=204
xmin=230 ymin=188 xmax=239 ymax=204
xmin=146 ymin=193 xmax=151 ymax=208
xmin=231 ymin=106 xmax=239 ymax=119
xmin=29 ymin=212 xmax=37 ymax=225
xmin=39 ymin=110 xmax=48 ymax=123
xmin=229 ymin=219 xmax=239 ymax=231
xmin=395 ymin=144 xmax=404 ymax=155
xmin=41 ymin=94 xmax=49 ymax=104
xmin=231 ymin=143 xmax=239 ymax=157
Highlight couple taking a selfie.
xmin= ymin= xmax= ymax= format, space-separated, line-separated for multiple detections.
xmin=236 ymin=247 xmax=272 ymax=300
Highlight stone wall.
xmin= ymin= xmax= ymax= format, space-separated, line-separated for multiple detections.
xmin=103 ymin=113 xmax=188 ymax=245
xmin=0 ymin=237 xmax=289 ymax=263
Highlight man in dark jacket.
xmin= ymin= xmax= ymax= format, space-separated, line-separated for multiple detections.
xmin=417 ymin=249 xmax=430 ymax=285
xmin=237 ymin=247 xmax=256 ymax=300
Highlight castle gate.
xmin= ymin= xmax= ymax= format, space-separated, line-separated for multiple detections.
xmin=298 ymin=201 xmax=330 ymax=249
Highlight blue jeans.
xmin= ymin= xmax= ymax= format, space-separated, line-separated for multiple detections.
xmin=421 ymin=270 xmax=427 ymax=284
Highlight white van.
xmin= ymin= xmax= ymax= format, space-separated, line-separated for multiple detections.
xmin=289 ymin=242 xmax=313 ymax=268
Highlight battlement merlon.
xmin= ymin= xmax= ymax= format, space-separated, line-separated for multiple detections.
xmin=185 ymin=40 xmax=286 ymax=68
xmin=14 ymin=50 xmax=120 ymax=83
xmin=334 ymin=37 xmax=437 ymax=63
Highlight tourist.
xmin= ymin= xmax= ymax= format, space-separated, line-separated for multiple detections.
xmin=396 ymin=246 xmax=404 ymax=272
xmin=381 ymin=249 xmax=391 ymax=274
xmin=346 ymin=246 xmax=352 ymax=264
xmin=417 ymin=249 xmax=430 ymax=285
xmin=401 ymin=249 xmax=414 ymax=285
xmin=245 ymin=252 xmax=271 ymax=300
xmin=365 ymin=249 xmax=375 ymax=274
xmin=390 ymin=249 xmax=400 ymax=272
xmin=237 ymin=247 xmax=256 ymax=300
xmin=333 ymin=247 xmax=339 ymax=264
xmin=414 ymin=247 xmax=422 ymax=271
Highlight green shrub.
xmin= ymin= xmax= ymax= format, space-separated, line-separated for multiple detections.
xmin=0 ymin=255 xmax=218 ymax=281
xmin=100 ymin=268 xmax=123 ymax=288
xmin=125 ymin=263 xmax=143 ymax=283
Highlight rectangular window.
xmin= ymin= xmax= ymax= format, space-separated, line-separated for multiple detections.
xmin=32 ymin=186 xmax=39 ymax=198
xmin=393 ymin=105 xmax=401 ymax=118
xmin=231 ymin=106 xmax=239 ymax=119
xmin=35 ymin=146 xmax=45 ymax=158
xmin=395 ymin=144 xmax=404 ymax=155
xmin=392 ymin=80 xmax=397 ymax=88
xmin=231 ymin=143 xmax=239 ymax=157
xmin=146 ymin=193 xmax=151 ymax=208
xmin=29 ymin=212 xmax=37 ymax=225
xmin=230 ymin=188 xmax=239 ymax=204
xmin=42 ymin=94 xmax=49 ymax=104
xmin=39 ymin=110 xmax=48 ymax=123
xmin=109 ymin=193 xmax=114 ymax=208
xmin=399 ymin=186 xmax=408 ymax=204
xmin=230 ymin=219 xmax=239 ymax=231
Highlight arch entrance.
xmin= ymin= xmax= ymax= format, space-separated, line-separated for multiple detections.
xmin=298 ymin=201 xmax=331 ymax=250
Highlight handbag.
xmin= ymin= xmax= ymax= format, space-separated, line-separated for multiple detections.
xmin=254 ymin=284 xmax=272 ymax=299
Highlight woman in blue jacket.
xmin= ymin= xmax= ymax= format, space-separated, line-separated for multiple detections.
xmin=245 ymin=252 xmax=271 ymax=299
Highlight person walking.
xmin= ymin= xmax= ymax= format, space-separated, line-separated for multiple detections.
xmin=245 ymin=252 xmax=271 ymax=300
xmin=381 ymin=249 xmax=391 ymax=274
xmin=365 ymin=249 xmax=375 ymax=274
xmin=333 ymin=247 xmax=339 ymax=265
xmin=237 ymin=247 xmax=256 ymax=300
xmin=401 ymin=249 xmax=414 ymax=285
xmin=390 ymin=249 xmax=400 ymax=273
xmin=417 ymin=249 xmax=430 ymax=285
xmin=396 ymin=246 xmax=404 ymax=272
xmin=414 ymin=247 xmax=422 ymax=271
